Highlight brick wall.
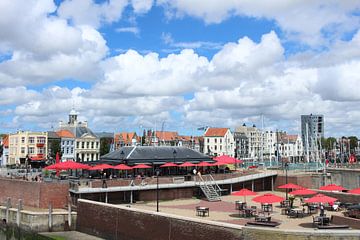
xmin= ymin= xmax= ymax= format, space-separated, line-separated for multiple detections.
xmin=77 ymin=199 xmax=360 ymax=240
xmin=0 ymin=178 xmax=69 ymax=208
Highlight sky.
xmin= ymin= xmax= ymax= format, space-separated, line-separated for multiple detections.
xmin=0 ymin=0 xmax=360 ymax=137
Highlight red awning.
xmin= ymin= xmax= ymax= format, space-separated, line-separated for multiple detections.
xmin=278 ymin=183 xmax=304 ymax=189
xmin=30 ymin=157 xmax=45 ymax=161
xmin=319 ymin=184 xmax=346 ymax=191
xmin=252 ymin=193 xmax=285 ymax=204
xmin=213 ymin=155 xmax=243 ymax=164
xmin=196 ymin=162 xmax=214 ymax=167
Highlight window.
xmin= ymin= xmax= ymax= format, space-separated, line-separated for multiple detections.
xmin=86 ymin=142 xmax=89 ymax=149
xmin=207 ymin=138 xmax=209 ymax=143
xmin=215 ymin=139 xmax=217 ymax=143
xmin=66 ymin=140 xmax=69 ymax=146
xmin=220 ymin=139 xmax=222 ymax=143
xmin=96 ymin=142 xmax=99 ymax=148
xmin=29 ymin=137 xmax=35 ymax=144
xmin=220 ymin=145 xmax=222 ymax=150
xmin=21 ymin=147 xmax=25 ymax=154
xmin=37 ymin=137 xmax=45 ymax=143
xmin=70 ymin=148 xmax=73 ymax=154
xmin=91 ymin=142 xmax=94 ymax=149
xmin=38 ymin=148 xmax=45 ymax=154
xmin=82 ymin=142 xmax=84 ymax=148
xmin=21 ymin=137 xmax=25 ymax=144
xmin=28 ymin=147 xmax=35 ymax=154
xmin=215 ymin=145 xmax=217 ymax=150
xmin=77 ymin=142 xmax=80 ymax=148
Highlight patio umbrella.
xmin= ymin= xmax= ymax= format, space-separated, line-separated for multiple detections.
xmin=113 ymin=164 xmax=133 ymax=170
xmin=252 ymin=193 xmax=285 ymax=204
xmin=132 ymin=164 xmax=151 ymax=169
xmin=196 ymin=161 xmax=214 ymax=167
xmin=305 ymin=194 xmax=337 ymax=204
xmin=278 ymin=183 xmax=303 ymax=189
xmin=289 ymin=188 xmax=317 ymax=196
xmin=45 ymin=161 xmax=90 ymax=170
xmin=178 ymin=162 xmax=196 ymax=167
xmin=89 ymin=164 xmax=114 ymax=171
xmin=319 ymin=184 xmax=346 ymax=191
xmin=232 ymin=188 xmax=257 ymax=202
xmin=213 ymin=155 xmax=243 ymax=164
xmin=348 ymin=187 xmax=360 ymax=194
xmin=160 ymin=162 xmax=178 ymax=167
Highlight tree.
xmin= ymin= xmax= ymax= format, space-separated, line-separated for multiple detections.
xmin=49 ymin=139 xmax=61 ymax=159
xmin=348 ymin=136 xmax=358 ymax=152
xmin=100 ymin=137 xmax=112 ymax=156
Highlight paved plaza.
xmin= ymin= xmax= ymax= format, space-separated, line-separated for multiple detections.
xmin=122 ymin=191 xmax=352 ymax=230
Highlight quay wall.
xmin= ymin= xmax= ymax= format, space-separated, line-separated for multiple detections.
xmin=76 ymin=199 xmax=360 ymax=240
xmin=0 ymin=178 xmax=69 ymax=208
xmin=0 ymin=206 xmax=77 ymax=232
xmin=326 ymin=168 xmax=360 ymax=189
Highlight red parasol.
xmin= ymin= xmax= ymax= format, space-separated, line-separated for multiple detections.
xmin=45 ymin=161 xmax=90 ymax=170
xmin=305 ymin=194 xmax=337 ymax=204
xmin=278 ymin=183 xmax=303 ymax=189
xmin=232 ymin=188 xmax=257 ymax=202
xmin=132 ymin=164 xmax=151 ymax=169
xmin=319 ymin=184 xmax=346 ymax=191
xmin=289 ymin=188 xmax=317 ymax=196
xmin=178 ymin=162 xmax=196 ymax=167
xmin=160 ymin=162 xmax=178 ymax=168
xmin=196 ymin=162 xmax=214 ymax=167
xmin=213 ymin=155 xmax=243 ymax=164
xmin=89 ymin=164 xmax=114 ymax=171
xmin=348 ymin=188 xmax=360 ymax=194
xmin=252 ymin=193 xmax=285 ymax=204
xmin=113 ymin=164 xmax=133 ymax=170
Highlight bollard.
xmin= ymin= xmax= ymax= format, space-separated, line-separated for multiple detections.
xmin=48 ymin=203 xmax=53 ymax=232
xmin=16 ymin=199 xmax=22 ymax=227
xmin=67 ymin=199 xmax=72 ymax=230
xmin=5 ymin=197 xmax=11 ymax=223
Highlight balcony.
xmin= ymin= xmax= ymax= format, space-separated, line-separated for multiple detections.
xmin=37 ymin=153 xmax=44 ymax=158
xmin=36 ymin=143 xmax=44 ymax=147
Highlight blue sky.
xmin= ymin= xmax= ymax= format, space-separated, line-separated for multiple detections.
xmin=0 ymin=0 xmax=360 ymax=137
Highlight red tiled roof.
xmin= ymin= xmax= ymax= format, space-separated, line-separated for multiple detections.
xmin=56 ymin=130 xmax=75 ymax=138
xmin=115 ymin=132 xmax=138 ymax=145
xmin=155 ymin=131 xmax=179 ymax=141
xmin=204 ymin=128 xmax=229 ymax=137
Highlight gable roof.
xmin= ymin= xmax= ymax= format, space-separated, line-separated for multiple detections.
xmin=56 ymin=130 xmax=75 ymax=138
xmin=155 ymin=131 xmax=179 ymax=141
xmin=204 ymin=128 xmax=229 ymax=137
xmin=115 ymin=132 xmax=138 ymax=145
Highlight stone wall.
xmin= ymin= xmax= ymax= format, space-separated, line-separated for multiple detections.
xmin=326 ymin=168 xmax=360 ymax=189
xmin=77 ymin=199 xmax=360 ymax=240
xmin=331 ymin=215 xmax=360 ymax=229
xmin=0 ymin=178 xmax=69 ymax=208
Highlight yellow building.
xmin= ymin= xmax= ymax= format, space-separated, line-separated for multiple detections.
xmin=8 ymin=131 xmax=48 ymax=165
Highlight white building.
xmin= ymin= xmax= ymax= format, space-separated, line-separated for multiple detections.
xmin=204 ymin=128 xmax=235 ymax=157
xmin=0 ymin=135 xmax=9 ymax=166
xmin=58 ymin=109 xmax=100 ymax=162
xmin=235 ymin=125 xmax=264 ymax=159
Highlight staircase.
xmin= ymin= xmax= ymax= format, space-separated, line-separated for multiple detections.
xmin=196 ymin=174 xmax=221 ymax=202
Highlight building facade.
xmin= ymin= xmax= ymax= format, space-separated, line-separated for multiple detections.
xmin=301 ymin=114 xmax=324 ymax=162
xmin=8 ymin=131 xmax=48 ymax=165
xmin=0 ymin=135 xmax=9 ymax=166
xmin=235 ymin=125 xmax=264 ymax=160
xmin=58 ymin=109 xmax=100 ymax=162
xmin=204 ymin=128 xmax=235 ymax=157
xmin=56 ymin=130 xmax=76 ymax=161
xmin=114 ymin=132 xmax=139 ymax=149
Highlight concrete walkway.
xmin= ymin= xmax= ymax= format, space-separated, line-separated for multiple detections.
xmin=40 ymin=231 xmax=104 ymax=240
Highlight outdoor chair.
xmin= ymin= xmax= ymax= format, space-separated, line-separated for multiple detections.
xmin=312 ymin=216 xmax=321 ymax=227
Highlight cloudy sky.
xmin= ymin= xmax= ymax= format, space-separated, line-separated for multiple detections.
xmin=0 ymin=0 xmax=359 ymax=137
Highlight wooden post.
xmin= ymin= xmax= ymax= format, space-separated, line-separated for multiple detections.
xmin=5 ymin=197 xmax=11 ymax=223
xmin=271 ymin=176 xmax=274 ymax=191
xmin=48 ymin=203 xmax=53 ymax=232
xmin=16 ymin=199 xmax=23 ymax=227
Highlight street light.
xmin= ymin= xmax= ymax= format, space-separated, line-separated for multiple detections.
xmin=173 ymin=149 xmax=177 ymax=175
xmin=156 ymin=168 xmax=160 ymax=212
xmin=285 ymin=162 xmax=289 ymax=200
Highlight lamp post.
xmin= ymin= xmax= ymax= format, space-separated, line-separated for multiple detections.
xmin=156 ymin=168 xmax=160 ymax=212
xmin=285 ymin=162 xmax=289 ymax=200
xmin=173 ymin=149 xmax=177 ymax=175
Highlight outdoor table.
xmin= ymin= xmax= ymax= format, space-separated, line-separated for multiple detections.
xmin=235 ymin=201 xmax=247 ymax=210
xmin=313 ymin=215 xmax=330 ymax=226
xmin=280 ymin=200 xmax=290 ymax=208
xmin=196 ymin=206 xmax=209 ymax=217
xmin=255 ymin=215 xmax=271 ymax=222
xmin=289 ymin=208 xmax=305 ymax=218
xmin=261 ymin=203 xmax=273 ymax=212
